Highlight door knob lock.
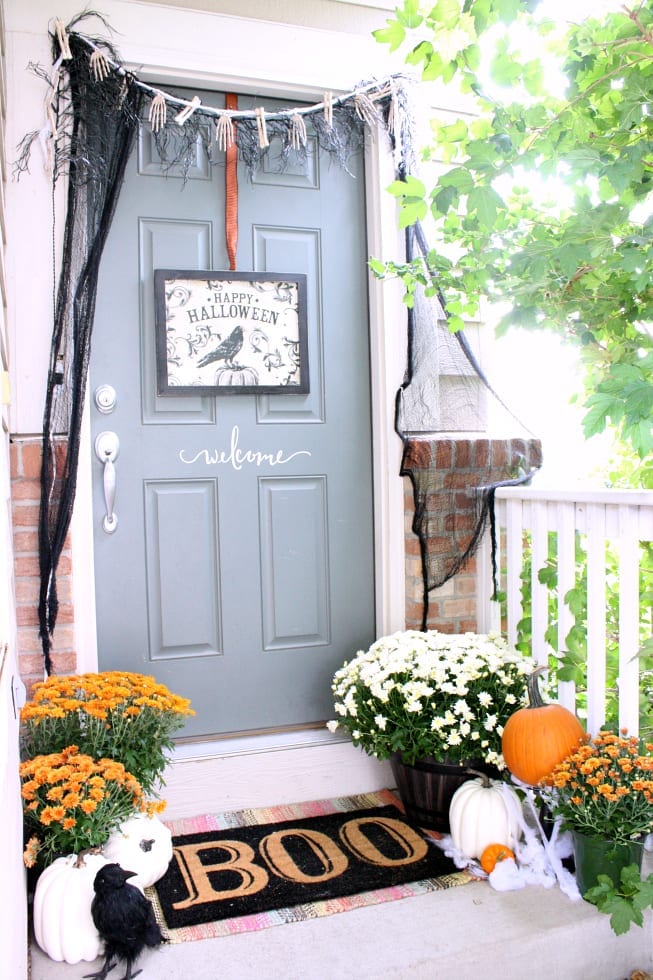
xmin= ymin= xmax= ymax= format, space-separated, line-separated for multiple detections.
xmin=94 ymin=384 xmax=117 ymax=414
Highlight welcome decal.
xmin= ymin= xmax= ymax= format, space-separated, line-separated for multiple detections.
xmin=179 ymin=426 xmax=311 ymax=471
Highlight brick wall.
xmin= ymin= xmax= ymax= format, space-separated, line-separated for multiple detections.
xmin=403 ymin=435 xmax=542 ymax=633
xmin=10 ymin=437 xmax=76 ymax=695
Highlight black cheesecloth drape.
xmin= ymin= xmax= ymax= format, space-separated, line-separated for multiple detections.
xmin=38 ymin=30 xmax=144 ymax=672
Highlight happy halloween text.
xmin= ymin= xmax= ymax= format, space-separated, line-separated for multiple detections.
xmin=185 ymin=293 xmax=280 ymax=325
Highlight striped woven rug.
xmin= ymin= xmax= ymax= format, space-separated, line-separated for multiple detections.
xmin=147 ymin=789 xmax=472 ymax=944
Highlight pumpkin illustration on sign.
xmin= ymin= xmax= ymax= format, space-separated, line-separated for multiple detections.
xmin=215 ymin=363 xmax=260 ymax=386
xmin=501 ymin=666 xmax=586 ymax=785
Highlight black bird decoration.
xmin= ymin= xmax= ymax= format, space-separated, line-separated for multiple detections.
xmin=84 ymin=863 xmax=165 ymax=980
xmin=197 ymin=325 xmax=243 ymax=368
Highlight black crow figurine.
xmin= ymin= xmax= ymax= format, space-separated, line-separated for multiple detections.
xmin=84 ymin=863 xmax=165 ymax=980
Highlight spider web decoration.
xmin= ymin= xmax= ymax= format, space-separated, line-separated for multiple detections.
xmin=396 ymin=223 xmax=542 ymax=630
xmin=18 ymin=11 xmax=538 ymax=670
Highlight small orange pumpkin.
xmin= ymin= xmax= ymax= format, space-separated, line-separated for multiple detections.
xmin=501 ymin=666 xmax=586 ymax=786
xmin=480 ymin=843 xmax=515 ymax=874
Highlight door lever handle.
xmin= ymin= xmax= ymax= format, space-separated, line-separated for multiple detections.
xmin=94 ymin=431 xmax=120 ymax=533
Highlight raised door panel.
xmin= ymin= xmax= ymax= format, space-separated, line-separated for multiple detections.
xmin=259 ymin=476 xmax=330 ymax=650
xmin=254 ymin=225 xmax=325 ymax=424
xmin=144 ymin=479 xmax=222 ymax=660
xmin=138 ymin=218 xmax=214 ymax=424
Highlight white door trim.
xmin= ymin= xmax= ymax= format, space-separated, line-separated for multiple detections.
xmin=68 ymin=4 xmax=406 ymax=803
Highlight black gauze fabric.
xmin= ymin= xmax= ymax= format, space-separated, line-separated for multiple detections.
xmin=38 ymin=27 xmax=144 ymax=671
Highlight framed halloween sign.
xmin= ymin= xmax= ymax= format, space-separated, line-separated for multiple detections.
xmin=154 ymin=270 xmax=309 ymax=395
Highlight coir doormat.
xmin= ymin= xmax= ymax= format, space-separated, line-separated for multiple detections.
xmin=148 ymin=790 xmax=471 ymax=943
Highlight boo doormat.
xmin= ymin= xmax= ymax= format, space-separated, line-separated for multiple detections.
xmin=149 ymin=790 xmax=471 ymax=943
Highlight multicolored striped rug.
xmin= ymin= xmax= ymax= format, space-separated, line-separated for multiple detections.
xmin=147 ymin=789 xmax=473 ymax=944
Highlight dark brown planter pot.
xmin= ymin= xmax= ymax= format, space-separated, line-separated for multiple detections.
xmin=390 ymin=753 xmax=499 ymax=833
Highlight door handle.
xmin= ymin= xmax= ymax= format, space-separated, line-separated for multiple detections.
xmin=95 ymin=431 xmax=120 ymax=533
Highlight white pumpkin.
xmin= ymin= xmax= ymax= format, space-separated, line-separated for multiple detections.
xmin=102 ymin=813 xmax=173 ymax=889
xmin=33 ymin=852 xmax=109 ymax=964
xmin=449 ymin=772 xmax=522 ymax=860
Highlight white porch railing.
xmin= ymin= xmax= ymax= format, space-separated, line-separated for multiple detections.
xmin=477 ymin=487 xmax=653 ymax=737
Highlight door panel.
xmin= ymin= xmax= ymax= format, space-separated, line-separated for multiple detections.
xmin=259 ymin=475 xmax=330 ymax=649
xmin=144 ymin=479 xmax=222 ymax=659
xmin=253 ymin=225 xmax=325 ymax=423
xmin=91 ymin=90 xmax=375 ymax=738
xmin=139 ymin=219 xmax=215 ymax=424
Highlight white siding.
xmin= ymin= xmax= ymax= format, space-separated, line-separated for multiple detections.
xmin=0 ymin=0 xmax=28 ymax=974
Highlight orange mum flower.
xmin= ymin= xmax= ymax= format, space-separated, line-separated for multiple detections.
xmin=21 ymin=670 xmax=193 ymax=798
xmin=20 ymin=747 xmax=151 ymax=867
xmin=542 ymin=729 xmax=653 ymax=845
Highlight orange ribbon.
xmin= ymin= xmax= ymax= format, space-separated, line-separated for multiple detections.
xmin=225 ymin=93 xmax=238 ymax=271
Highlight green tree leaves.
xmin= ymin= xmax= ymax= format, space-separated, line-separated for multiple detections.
xmin=373 ymin=0 xmax=423 ymax=50
xmin=387 ymin=175 xmax=428 ymax=226
xmin=375 ymin=0 xmax=653 ymax=468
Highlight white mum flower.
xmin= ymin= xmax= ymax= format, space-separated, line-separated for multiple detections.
xmin=374 ymin=714 xmax=388 ymax=730
xmin=453 ymin=698 xmax=473 ymax=721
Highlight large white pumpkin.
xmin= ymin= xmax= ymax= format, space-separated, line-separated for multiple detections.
xmin=449 ymin=773 xmax=522 ymax=860
xmin=33 ymin=852 xmax=109 ymax=964
xmin=102 ymin=813 xmax=173 ymax=889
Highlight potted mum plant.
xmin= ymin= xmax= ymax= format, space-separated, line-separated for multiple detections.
xmin=328 ymin=630 xmax=533 ymax=830
xmin=20 ymin=745 xmax=160 ymax=868
xmin=20 ymin=670 xmax=194 ymax=796
xmin=540 ymin=730 xmax=653 ymax=929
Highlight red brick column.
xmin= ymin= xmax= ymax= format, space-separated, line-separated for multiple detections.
xmin=403 ymin=436 xmax=542 ymax=633
xmin=10 ymin=437 xmax=76 ymax=694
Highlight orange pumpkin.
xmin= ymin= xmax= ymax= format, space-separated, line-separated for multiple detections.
xmin=501 ymin=666 xmax=586 ymax=785
xmin=480 ymin=843 xmax=515 ymax=874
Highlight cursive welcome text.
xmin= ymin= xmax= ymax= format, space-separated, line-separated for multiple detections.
xmin=179 ymin=425 xmax=311 ymax=471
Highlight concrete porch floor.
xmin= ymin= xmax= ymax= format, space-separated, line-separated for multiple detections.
xmin=29 ymin=854 xmax=653 ymax=980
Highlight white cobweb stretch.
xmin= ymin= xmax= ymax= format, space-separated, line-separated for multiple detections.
xmin=428 ymin=781 xmax=581 ymax=900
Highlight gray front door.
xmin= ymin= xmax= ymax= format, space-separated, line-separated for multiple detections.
xmin=90 ymin=92 xmax=375 ymax=739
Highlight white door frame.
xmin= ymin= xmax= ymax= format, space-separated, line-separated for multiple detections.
xmin=67 ymin=2 xmax=407 ymax=806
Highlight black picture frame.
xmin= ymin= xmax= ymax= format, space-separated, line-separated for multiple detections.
xmin=154 ymin=270 xmax=309 ymax=395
